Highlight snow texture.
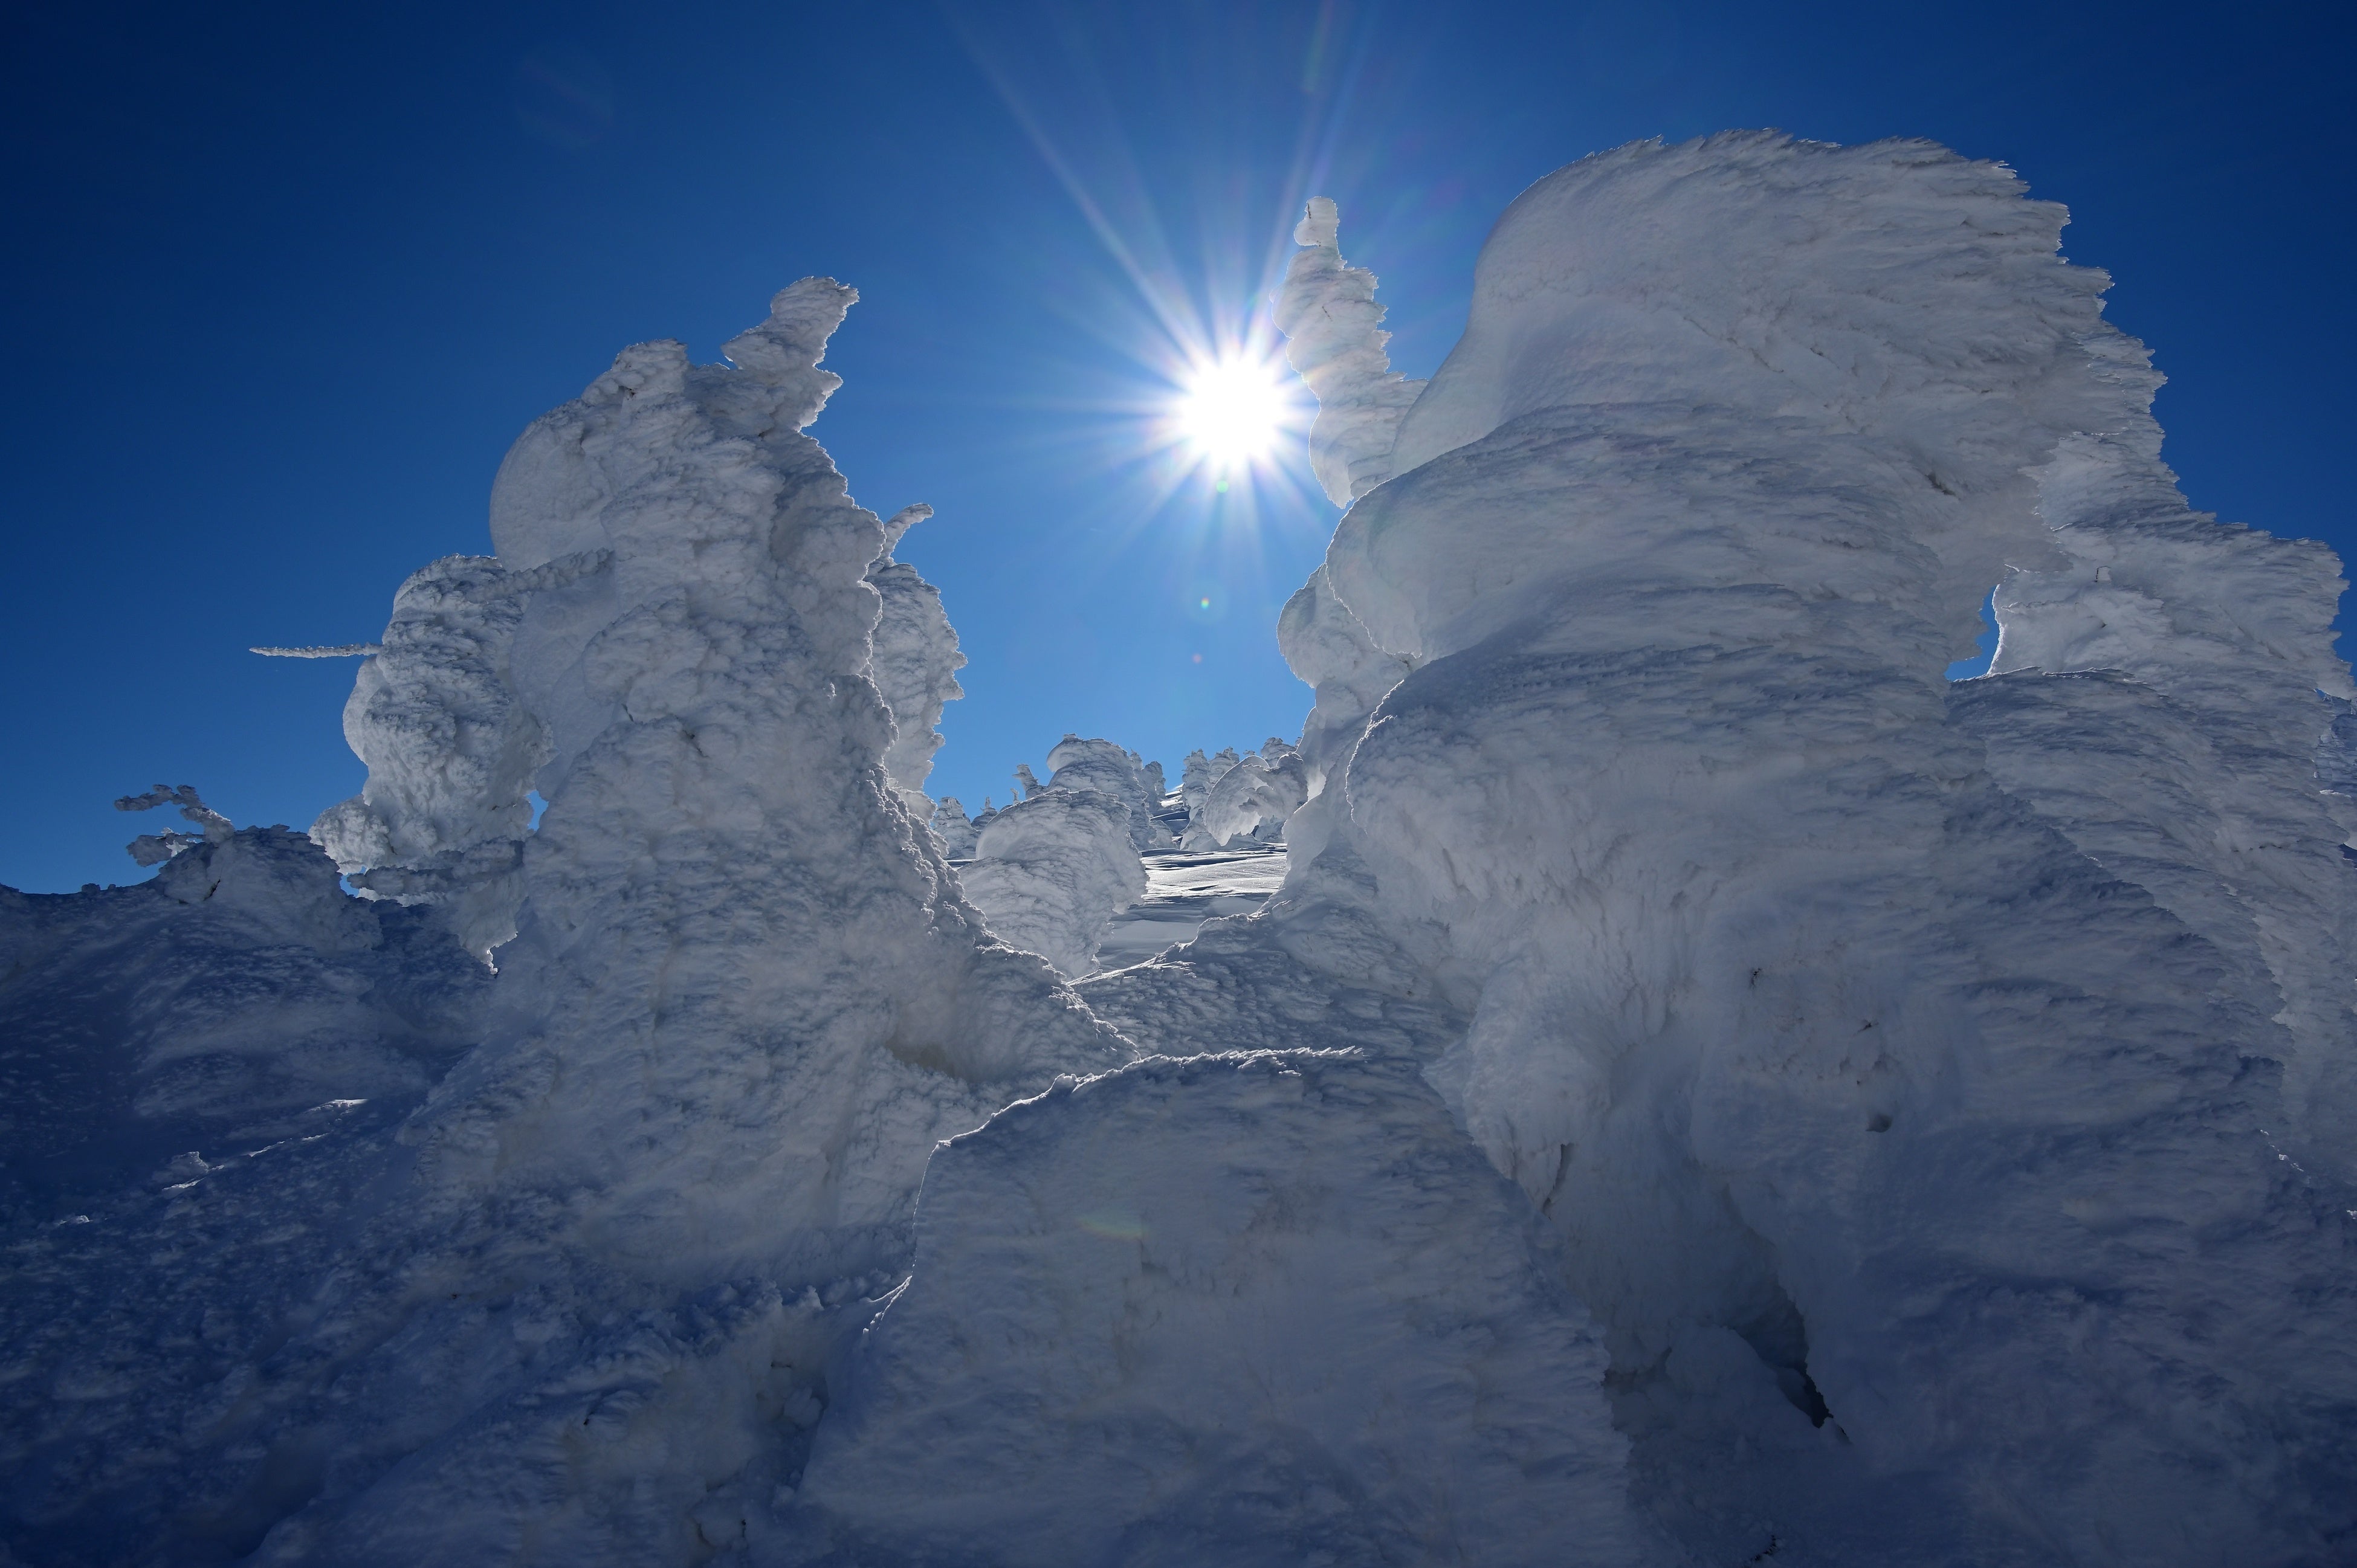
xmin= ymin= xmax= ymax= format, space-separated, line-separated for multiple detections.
xmin=1178 ymin=744 xmax=1241 ymax=816
xmin=0 ymin=827 xmax=491 ymax=1564
xmin=865 ymin=503 xmax=966 ymax=813
xmin=305 ymin=550 xmax=594 ymax=960
xmin=7 ymin=131 xmax=2357 ymax=1568
xmin=250 ymin=642 xmax=384 ymax=658
xmin=798 ymin=1051 xmax=1644 ymax=1567
xmin=925 ymin=795 xmax=980 ymax=857
xmin=115 ymin=782 xmax=235 ymax=866
xmin=3 ymin=279 xmax=1128 ymax=1567
xmin=1092 ymin=842 xmax=1286 ymax=970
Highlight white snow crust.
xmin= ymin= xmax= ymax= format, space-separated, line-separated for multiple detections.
xmin=1091 ymin=842 xmax=1286 ymax=970
xmin=798 ymin=1051 xmax=1644 ymax=1566
xmin=5 ymin=131 xmax=2356 ymax=1568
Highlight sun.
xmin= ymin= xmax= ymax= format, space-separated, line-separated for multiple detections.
xmin=1172 ymin=354 xmax=1292 ymax=469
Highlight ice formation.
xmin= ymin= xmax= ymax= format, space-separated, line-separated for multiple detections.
xmin=1227 ymin=134 xmax=2354 ymax=1562
xmin=114 ymin=782 xmax=236 ymax=865
xmin=5 ymin=279 xmax=1127 ymax=1566
xmin=1274 ymin=196 xmax=1428 ymax=506
xmin=7 ymin=131 xmax=2357 ymax=1568
xmin=925 ymin=795 xmax=981 ymax=857
xmin=1043 ymin=734 xmax=1175 ymax=851
xmin=957 ymin=786 xmax=1147 ymax=977
xmin=305 ymin=550 xmax=584 ymax=960
xmin=1182 ymin=737 xmax=1306 ymax=850
xmin=1179 ymin=743 xmax=1242 ymax=816
xmin=866 ymin=503 xmax=966 ymax=813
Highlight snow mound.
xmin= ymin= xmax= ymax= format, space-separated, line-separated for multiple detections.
xmin=0 ymin=826 xmax=488 ymax=1563
xmin=0 ymin=824 xmax=483 ymax=1208
xmin=798 ymin=1050 xmax=1646 ymax=1567
xmin=960 ymin=787 xmax=1147 ymax=976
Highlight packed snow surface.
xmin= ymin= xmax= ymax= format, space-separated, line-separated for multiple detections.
xmin=1091 ymin=842 xmax=1287 ymax=971
xmin=7 ymin=131 xmax=2357 ymax=1568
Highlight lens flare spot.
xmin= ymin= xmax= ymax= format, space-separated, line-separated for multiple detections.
xmin=1174 ymin=355 xmax=1290 ymax=469
xmin=1078 ymin=1208 xmax=1147 ymax=1241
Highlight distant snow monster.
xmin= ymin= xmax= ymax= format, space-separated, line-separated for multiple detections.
xmin=958 ymin=784 xmax=1146 ymax=976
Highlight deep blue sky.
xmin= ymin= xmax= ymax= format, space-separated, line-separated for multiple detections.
xmin=4 ymin=0 xmax=2351 ymax=892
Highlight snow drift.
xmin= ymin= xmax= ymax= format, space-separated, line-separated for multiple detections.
xmin=799 ymin=1051 xmax=1641 ymax=1567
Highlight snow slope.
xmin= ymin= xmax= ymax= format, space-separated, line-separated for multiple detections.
xmin=798 ymin=1051 xmax=1644 ymax=1567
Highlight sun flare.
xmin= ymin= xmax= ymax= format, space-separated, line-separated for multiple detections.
xmin=1172 ymin=355 xmax=1292 ymax=469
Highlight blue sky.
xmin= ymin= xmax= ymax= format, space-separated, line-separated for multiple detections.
xmin=2 ymin=0 xmax=2350 ymax=891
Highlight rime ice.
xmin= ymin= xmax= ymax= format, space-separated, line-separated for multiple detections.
xmin=5 ymin=134 xmax=2355 ymax=1568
